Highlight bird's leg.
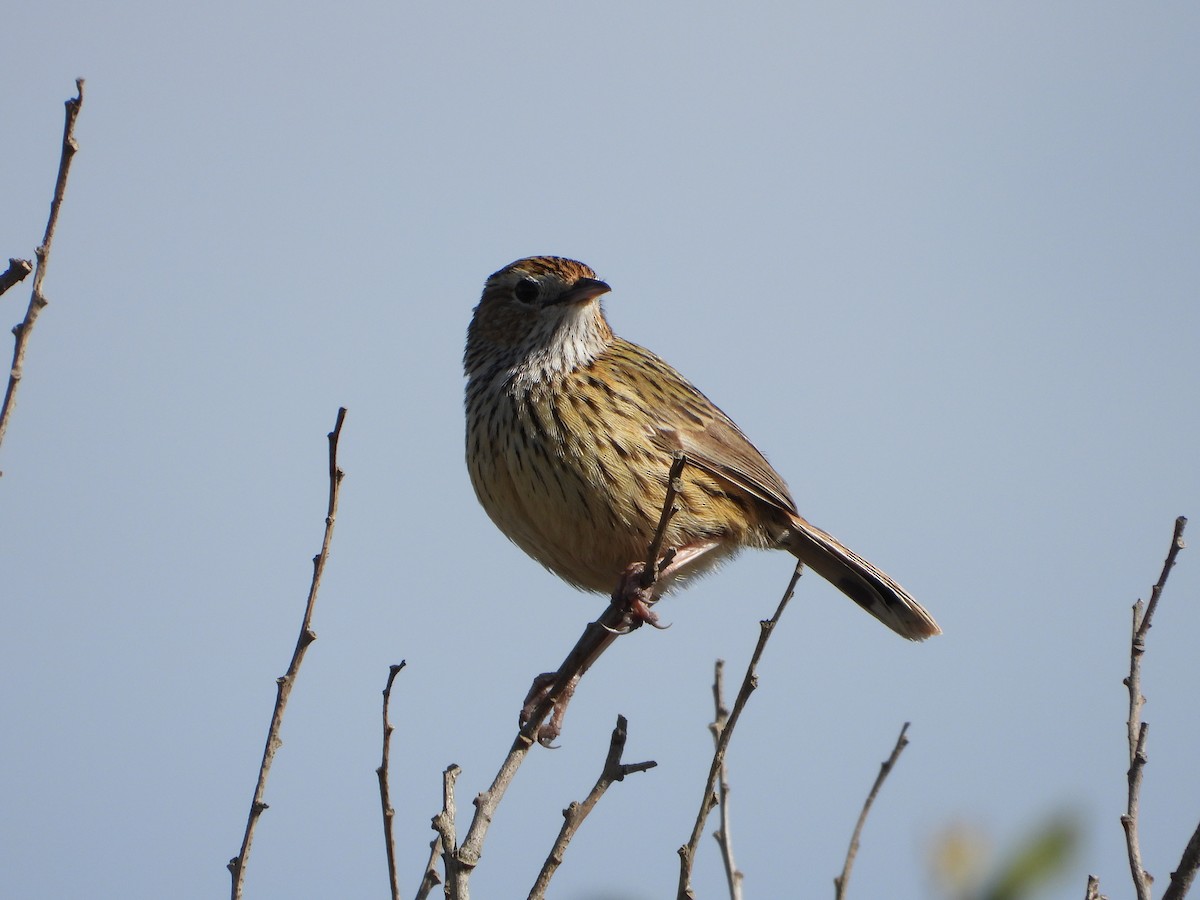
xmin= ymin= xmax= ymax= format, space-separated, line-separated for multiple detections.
xmin=520 ymin=670 xmax=581 ymax=746
xmin=615 ymin=540 xmax=721 ymax=628
xmin=521 ymin=540 xmax=721 ymax=745
xmin=520 ymin=618 xmax=621 ymax=746
xmin=613 ymin=561 xmax=667 ymax=629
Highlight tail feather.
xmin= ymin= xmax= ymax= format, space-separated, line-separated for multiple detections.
xmin=783 ymin=516 xmax=940 ymax=641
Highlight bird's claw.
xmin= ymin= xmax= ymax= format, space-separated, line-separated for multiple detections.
xmin=615 ymin=563 xmax=670 ymax=629
xmin=521 ymin=671 xmax=574 ymax=746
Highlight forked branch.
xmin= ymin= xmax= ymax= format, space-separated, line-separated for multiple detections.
xmin=527 ymin=715 xmax=657 ymax=899
xmin=432 ymin=455 xmax=687 ymax=897
xmin=710 ymin=659 xmax=743 ymax=900
xmin=677 ymin=561 xmax=802 ymax=900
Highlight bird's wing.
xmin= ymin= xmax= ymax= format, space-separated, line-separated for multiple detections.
xmin=606 ymin=339 xmax=799 ymax=517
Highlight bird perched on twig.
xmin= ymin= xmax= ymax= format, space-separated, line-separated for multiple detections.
xmin=464 ymin=256 xmax=939 ymax=641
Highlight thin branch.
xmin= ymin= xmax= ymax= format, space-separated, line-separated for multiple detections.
xmin=431 ymin=765 xmax=462 ymax=898
xmin=1139 ymin=516 xmax=1187 ymax=638
xmin=227 ymin=407 xmax=348 ymax=899
xmin=0 ymin=259 xmax=32 ymax=298
xmin=1121 ymin=515 xmax=1187 ymax=900
xmin=0 ymin=79 xmax=84 ymax=464
xmin=413 ymin=837 xmax=443 ymax=900
xmin=677 ymin=561 xmax=803 ymax=900
xmin=1085 ymin=874 xmax=1108 ymax=900
xmin=710 ymin=659 xmax=743 ymax=900
xmin=833 ymin=722 xmax=911 ymax=900
xmin=377 ymin=662 xmax=407 ymax=900
xmin=524 ymin=453 xmax=690 ymax=746
xmin=433 ymin=620 xmax=619 ymax=899
xmin=640 ymin=451 xmax=687 ymax=588
xmin=436 ymin=457 xmax=689 ymax=896
xmin=1162 ymin=818 xmax=1200 ymax=900
xmin=527 ymin=715 xmax=657 ymax=899
xmin=437 ymin=640 xmax=618 ymax=898
xmin=1122 ymin=721 xmax=1152 ymax=900
xmin=518 ymin=601 xmax=643 ymax=747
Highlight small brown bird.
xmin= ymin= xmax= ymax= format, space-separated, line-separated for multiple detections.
xmin=465 ymin=256 xmax=939 ymax=640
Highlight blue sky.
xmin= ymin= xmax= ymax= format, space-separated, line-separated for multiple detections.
xmin=3 ymin=3 xmax=1198 ymax=898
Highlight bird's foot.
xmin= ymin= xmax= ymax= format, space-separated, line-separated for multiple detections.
xmin=612 ymin=562 xmax=669 ymax=630
xmin=516 ymin=550 xmax=694 ymax=745
xmin=521 ymin=671 xmax=576 ymax=747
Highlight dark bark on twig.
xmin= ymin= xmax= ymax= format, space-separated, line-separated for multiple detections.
xmin=639 ymin=451 xmax=688 ymax=588
xmin=1121 ymin=515 xmax=1187 ymax=900
xmin=0 ymin=80 xmax=84 ymax=466
xmin=833 ymin=722 xmax=911 ymax=900
xmin=520 ymin=598 xmax=645 ymax=747
xmin=677 ymin=562 xmax=802 ymax=900
xmin=377 ymin=662 xmax=407 ymax=900
xmin=0 ymin=259 xmax=32 ymax=298
xmin=527 ymin=715 xmax=656 ymax=899
xmin=227 ymin=408 xmax=347 ymax=899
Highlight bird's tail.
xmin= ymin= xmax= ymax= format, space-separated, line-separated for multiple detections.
xmin=782 ymin=515 xmax=940 ymax=640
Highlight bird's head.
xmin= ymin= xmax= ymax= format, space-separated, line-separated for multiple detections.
xmin=465 ymin=256 xmax=614 ymax=381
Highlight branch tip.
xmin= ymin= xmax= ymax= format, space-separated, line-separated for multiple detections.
xmin=833 ymin=722 xmax=911 ymax=900
xmin=1 ymin=80 xmax=86 ymax=459
xmin=1122 ymin=517 xmax=1189 ymax=900
xmin=678 ymin=563 xmax=800 ymax=899
xmin=229 ymin=408 xmax=346 ymax=900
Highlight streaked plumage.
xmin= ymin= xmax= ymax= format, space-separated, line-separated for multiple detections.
xmin=465 ymin=256 xmax=940 ymax=640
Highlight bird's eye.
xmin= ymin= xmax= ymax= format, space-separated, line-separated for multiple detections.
xmin=513 ymin=277 xmax=540 ymax=304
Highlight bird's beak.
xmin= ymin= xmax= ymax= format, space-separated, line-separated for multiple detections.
xmin=553 ymin=277 xmax=611 ymax=306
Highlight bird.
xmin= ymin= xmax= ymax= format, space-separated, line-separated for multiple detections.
xmin=464 ymin=255 xmax=940 ymax=641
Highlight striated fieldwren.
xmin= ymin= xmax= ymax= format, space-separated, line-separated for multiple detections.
xmin=464 ymin=256 xmax=939 ymax=641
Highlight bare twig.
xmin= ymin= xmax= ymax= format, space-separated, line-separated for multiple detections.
xmin=377 ymin=662 xmax=407 ymax=900
xmin=1162 ymin=819 xmax=1200 ymax=900
xmin=640 ymin=451 xmax=687 ymax=588
xmin=436 ymin=659 xmax=616 ymax=898
xmin=0 ymin=259 xmax=32 ymax=298
xmin=413 ymin=837 xmax=443 ymax=900
xmin=227 ymin=407 xmax=348 ymax=899
xmin=519 ymin=599 xmax=647 ymax=747
xmin=677 ymin=562 xmax=803 ymax=900
xmin=0 ymin=80 xmax=84 ymax=464
xmin=524 ymin=453 xmax=690 ymax=746
xmin=431 ymin=765 xmax=462 ymax=898
xmin=527 ymin=715 xmax=657 ymax=899
xmin=1085 ymin=874 xmax=1106 ymax=900
xmin=710 ymin=659 xmax=743 ymax=900
xmin=833 ymin=722 xmax=911 ymax=900
xmin=1122 ymin=720 xmax=1152 ymax=900
xmin=435 ymin=458 xmax=688 ymax=896
xmin=1121 ymin=515 xmax=1187 ymax=900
